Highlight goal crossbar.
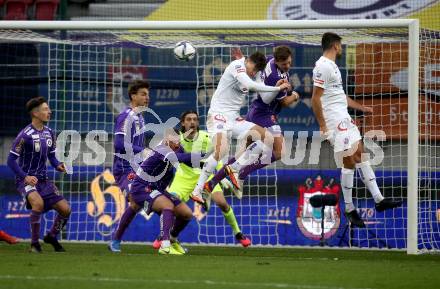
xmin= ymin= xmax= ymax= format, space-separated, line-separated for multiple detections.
xmin=0 ymin=19 xmax=417 ymax=30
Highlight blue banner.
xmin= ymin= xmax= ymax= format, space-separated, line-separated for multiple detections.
xmin=1 ymin=167 xmax=438 ymax=248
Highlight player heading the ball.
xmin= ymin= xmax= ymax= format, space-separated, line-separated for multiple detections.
xmin=191 ymin=51 xmax=291 ymax=204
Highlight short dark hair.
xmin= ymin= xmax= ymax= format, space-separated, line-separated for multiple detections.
xmin=321 ymin=32 xmax=342 ymax=51
xmin=248 ymin=51 xmax=267 ymax=72
xmin=26 ymin=96 xmax=47 ymax=113
xmin=128 ymin=80 xmax=150 ymax=100
xmin=273 ymin=46 xmax=292 ymax=62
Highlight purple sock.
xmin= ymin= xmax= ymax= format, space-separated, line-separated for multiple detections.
xmin=208 ymin=157 xmax=236 ymax=189
xmin=170 ymin=217 xmax=191 ymax=238
xmin=160 ymin=209 xmax=174 ymax=241
xmin=239 ymin=153 xmax=276 ymax=179
xmin=49 ymin=214 xmax=69 ymax=238
xmin=30 ymin=210 xmax=42 ymax=245
xmin=113 ymin=207 xmax=137 ymax=241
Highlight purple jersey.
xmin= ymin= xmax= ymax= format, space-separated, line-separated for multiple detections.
xmin=133 ymin=144 xmax=178 ymax=192
xmin=113 ymin=107 xmax=146 ymax=178
xmin=247 ymin=56 xmax=289 ymax=125
xmin=10 ymin=124 xmax=57 ymax=180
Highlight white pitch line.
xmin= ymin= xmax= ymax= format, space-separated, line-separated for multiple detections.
xmin=0 ymin=275 xmax=374 ymax=289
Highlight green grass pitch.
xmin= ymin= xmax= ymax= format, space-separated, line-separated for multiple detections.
xmin=0 ymin=243 xmax=439 ymax=289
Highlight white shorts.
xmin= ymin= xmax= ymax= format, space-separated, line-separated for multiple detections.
xmin=327 ymin=118 xmax=362 ymax=153
xmin=207 ymin=112 xmax=256 ymax=139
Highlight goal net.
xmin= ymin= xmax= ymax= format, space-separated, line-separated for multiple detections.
xmin=0 ymin=20 xmax=437 ymax=253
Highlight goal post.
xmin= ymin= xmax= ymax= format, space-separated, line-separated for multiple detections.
xmin=407 ymin=19 xmax=420 ymax=255
xmin=0 ymin=19 xmax=431 ymax=254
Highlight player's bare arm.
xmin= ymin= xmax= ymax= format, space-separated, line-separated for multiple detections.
xmin=280 ymin=91 xmax=300 ymax=107
xmin=346 ymin=96 xmax=373 ymax=114
xmin=311 ymin=85 xmax=327 ymax=134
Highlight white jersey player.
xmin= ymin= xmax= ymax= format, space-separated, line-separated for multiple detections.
xmin=191 ymin=52 xmax=291 ymax=205
xmin=311 ymin=32 xmax=402 ymax=227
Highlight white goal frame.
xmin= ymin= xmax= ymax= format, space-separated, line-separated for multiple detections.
xmin=0 ymin=19 xmax=420 ymax=254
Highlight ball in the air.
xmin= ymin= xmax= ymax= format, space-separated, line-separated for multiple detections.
xmin=173 ymin=41 xmax=196 ymax=61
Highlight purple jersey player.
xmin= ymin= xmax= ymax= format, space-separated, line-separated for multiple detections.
xmin=206 ymin=47 xmax=299 ymax=193
xmin=241 ymin=46 xmax=299 ymax=178
xmin=113 ymin=80 xmax=150 ymax=196
xmin=7 ymin=97 xmax=70 ymax=253
xmin=110 ymin=129 xmax=201 ymax=255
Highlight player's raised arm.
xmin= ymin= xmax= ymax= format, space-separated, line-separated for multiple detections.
xmin=236 ymin=70 xmax=290 ymax=93
xmin=259 ymin=78 xmax=290 ymax=104
xmin=234 ymin=52 xmax=290 ymax=93
xmin=280 ymin=91 xmax=300 ymax=107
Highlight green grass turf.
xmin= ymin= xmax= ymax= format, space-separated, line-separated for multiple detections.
xmin=0 ymin=242 xmax=438 ymax=289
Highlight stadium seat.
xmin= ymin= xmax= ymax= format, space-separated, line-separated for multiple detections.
xmin=34 ymin=0 xmax=59 ymax=20
xmin=4 ymin=0 xmax=33 ymax=20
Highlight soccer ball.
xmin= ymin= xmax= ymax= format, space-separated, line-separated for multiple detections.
xmin=173 ymin=41 xmax=196 ymax=61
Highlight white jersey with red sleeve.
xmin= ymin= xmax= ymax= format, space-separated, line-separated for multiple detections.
xmin=312 ymin=56 xmax=350 ymax=128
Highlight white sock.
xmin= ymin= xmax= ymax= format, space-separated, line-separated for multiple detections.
xmin=194 ymin=155 xmax=218 ymax=192
xmin=230 ymin=140 xmax=267 ymax=171
xmin=341 ymin=167 xmax=356 ymax=212
xmin=356 ymin=161 xmax=384 ymax=203
xmin=161 ymin=240 xmax=170 ymax=248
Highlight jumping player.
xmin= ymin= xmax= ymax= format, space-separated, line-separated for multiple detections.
xmin=311 ymin=32 xmax=402 ymax=227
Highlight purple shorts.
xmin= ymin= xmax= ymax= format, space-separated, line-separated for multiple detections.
xmin=246 ymin=106 xmax=282 ymax=133
xmin=16 ymin=179 xmax=64 ymax=213
xmin=115 ymin=172 xmax=133 ymax=197
xmin=130 ymin=182 xmax=181 ymax=215
xmin=246 ymin=110 xmax=282 ymax=136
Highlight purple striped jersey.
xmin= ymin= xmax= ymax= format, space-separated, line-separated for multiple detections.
xmin=10 ymin=124 xmax=57 ymax=180
xmin=134 ymin=144 xmax=177 ymax=192
xmin=251 ymin=56 xmax=290 ymax=116
xmin=113 ymin=107 xmax=146 ymax=178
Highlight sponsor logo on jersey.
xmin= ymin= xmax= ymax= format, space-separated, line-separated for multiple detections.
xmin=34 ymin=140 xmax=41 ymax=152
xmin=268 ymin=0 xmax=436 ymax=20
xmin=296 ymin=175 xmax=341 ymax=241
xmin=46 ymin=138 xmax=53 ymax=147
